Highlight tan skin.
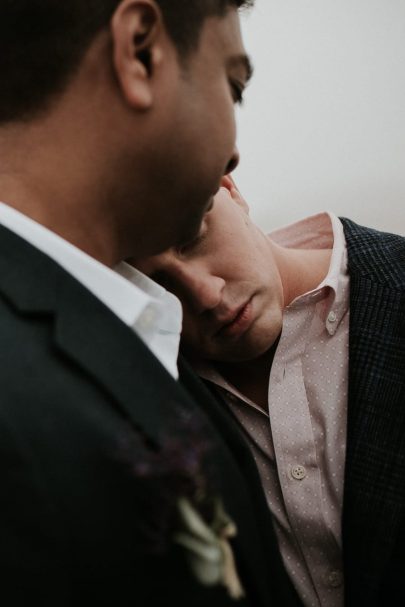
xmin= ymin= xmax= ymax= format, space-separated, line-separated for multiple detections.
xmin=136 ymin=177 xmax=332 ymax=411
xmin=0 ymin=1 xmax=251 ymax=266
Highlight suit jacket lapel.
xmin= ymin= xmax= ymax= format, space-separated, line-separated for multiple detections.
xmin=0 ymin=224 xmax=183 ymax=444
xmin=342 ymin=219 xmax=405 ymax=603
xmin=54 ymin=273 xmax=184 ymax=443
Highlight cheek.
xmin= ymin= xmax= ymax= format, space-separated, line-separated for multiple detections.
xmin=204 ymin=85 xmax=236 ymax=154
xmin=217 ymin=99 xmax=236 ymax=151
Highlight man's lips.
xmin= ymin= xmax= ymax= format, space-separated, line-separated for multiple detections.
xmin=215 ymin=299 xmax=253 ymax=338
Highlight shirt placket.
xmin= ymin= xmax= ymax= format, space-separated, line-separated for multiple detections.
xmin=269 ymin=302 xmax=344 ymax=607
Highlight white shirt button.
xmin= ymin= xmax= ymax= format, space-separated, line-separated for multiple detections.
xmin=328 ymin=310 xmax=337 ymax=323
xmin=291 ymin=464 xmax=307 ymax=480
xmin=327 ymin=570 xmax=343 ymax=588
xmin=138 ymin=307 xmax=156 ymax=330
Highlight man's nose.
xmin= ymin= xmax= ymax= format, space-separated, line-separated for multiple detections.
xmin=177 ymin=265 xmax=225 ymax=314
xmin=224 ymin=145 xmax=240 ymax=175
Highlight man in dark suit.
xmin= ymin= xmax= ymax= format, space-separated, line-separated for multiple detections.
xmin=136 ymin=176 xmax=405 ymax=606
xmin=0 ymin=1 xmax=302 ymax=605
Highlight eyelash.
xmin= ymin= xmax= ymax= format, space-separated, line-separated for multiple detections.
xmin=178 ymin=231 xmax=207 ymax=256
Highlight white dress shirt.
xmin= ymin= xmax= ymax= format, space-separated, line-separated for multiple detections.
xmin=0 ymin=202 xmax=182 ymax=379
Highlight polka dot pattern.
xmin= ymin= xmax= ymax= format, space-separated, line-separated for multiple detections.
xmin=198 ymin=213 xmax=349 ymax=607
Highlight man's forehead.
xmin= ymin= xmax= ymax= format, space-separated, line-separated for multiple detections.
xmin=216 ymin=10 xmax=252 ymax=82
xmin=201 ymin=8 xmax=246 ymax=55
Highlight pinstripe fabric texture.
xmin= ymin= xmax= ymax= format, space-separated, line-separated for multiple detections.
xmin=341 ymin=218 xmax=405 ymax=606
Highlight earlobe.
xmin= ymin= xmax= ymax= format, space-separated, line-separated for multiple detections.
xmin=111 ymin=0 xmax=163 ymax=110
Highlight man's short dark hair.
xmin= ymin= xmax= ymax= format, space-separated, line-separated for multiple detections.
xmin=0 ymin=0 xmax=253 ymax=124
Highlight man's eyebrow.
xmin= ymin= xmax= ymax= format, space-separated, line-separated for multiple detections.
xmin=228 ymin=54 xmax=254 ymax=83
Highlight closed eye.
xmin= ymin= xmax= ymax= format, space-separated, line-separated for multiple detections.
xmin=177 ymin=229 xmax=208 ymax=256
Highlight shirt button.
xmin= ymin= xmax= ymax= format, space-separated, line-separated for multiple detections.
xmin=290 ymin=464 xmax=307 ymax=480
xmin=327 ymin=570 xmax=343 ymax=588
xmin=138 ymin=308 xmax=156 ymax=330
xmin=328 ymin=311 xmax=337 ymax=323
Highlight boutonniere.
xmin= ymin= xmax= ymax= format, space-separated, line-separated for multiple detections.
xmin=117 ymin=407 xmax=245 ymax=599
xmin=174 ymin=496 xmax=245 ymax=600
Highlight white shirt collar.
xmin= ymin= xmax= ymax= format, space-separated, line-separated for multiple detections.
xmin=0 ymin=202 xmax=182 ymax=378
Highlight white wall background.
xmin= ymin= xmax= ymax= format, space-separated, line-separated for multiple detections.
xmin=234 ymin=0 xmax=405 ymax=234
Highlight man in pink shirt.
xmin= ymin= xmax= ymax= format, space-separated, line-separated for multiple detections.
xmin=137 ymin=176 xmax=405 ymax=607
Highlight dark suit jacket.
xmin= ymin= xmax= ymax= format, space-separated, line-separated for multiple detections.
xmin=0 ymin=225 xmax=301 ymax=606
xmin=340 ymin=219 xmax=405 ymax=606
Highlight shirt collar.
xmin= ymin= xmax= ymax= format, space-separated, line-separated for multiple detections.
xmin=270 ymin=212 xmax=349 ymax=335
xmin=0 ymin=201 xmax=152 ymax=326
xmin=0 ymin=201 xmax=183 ymax=377
xmin=115 ymin=261 xmax=182 ymax=338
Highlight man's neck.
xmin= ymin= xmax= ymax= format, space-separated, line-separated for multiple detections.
xmin=216 ymin=339 xmax=280 ymax=412
xmin=274 ymin=245 xmax=332 ymax=307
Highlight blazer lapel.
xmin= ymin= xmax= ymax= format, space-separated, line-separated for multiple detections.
xmin=54 ymin=273 xmax=186 ymax=443
xmin=342 ymin=219 xmax=405 ymax=604
xmin=0 ymin=224 xmax=182 ymax=444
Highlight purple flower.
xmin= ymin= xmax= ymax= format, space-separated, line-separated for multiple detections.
xmin=117 ymin=406 xmax=219 ymax=554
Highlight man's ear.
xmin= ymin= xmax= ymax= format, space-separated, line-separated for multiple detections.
xmin=111 ymin=0 xmax=164 ymax=110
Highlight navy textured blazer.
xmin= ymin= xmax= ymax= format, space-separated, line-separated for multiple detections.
xmin=341 ymin=219 xmax=405 ymax=606
xmin=0 ymin=224 xmax=301 ymax=606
